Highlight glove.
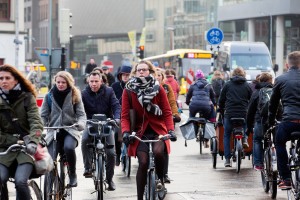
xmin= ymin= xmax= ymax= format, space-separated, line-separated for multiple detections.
xmin=75 ymin=123 xmax=84 ymax=131
xmin=173 ymin=114 xmax=181 ymax=123
xmin=123 ymin=132 xmax=131 ymax=146
xmin=168 ymin=130 xmax=177 ymax=142
xmin=26 ymin=142 xmax=37 ymax=155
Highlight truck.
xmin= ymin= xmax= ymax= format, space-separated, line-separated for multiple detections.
xmin=214 ymin=41 xmax=278 ymax=81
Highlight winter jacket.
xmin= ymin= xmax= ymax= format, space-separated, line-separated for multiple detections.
xmin=218 ymin=76 xmax=252 ymax=119
xmin=211 ymin=78 xmax=225 ymax=98
xmin=85 ymin=63 xmax=97 ymax=74
xmin=162 ymin=83 xmax=179 ymax=116
xmin=121 ymin=86 xmax=174 ymax=157
xmin=111 ymin=81 xmax=126 ymax=105
xmin=106 ymin=73 xmax=116 ymax=86
xmin=82 ymin=84 xmax=121 ymax=120
xmin=186 ymin=78 xmax=215 ymax=107
xmin=269 ymin=68 xmax=300 ymax=122
xmin=165 ymin=76 xmax=180 ymax=99
xmin=0 ymin=92 xmax=43 ymax=166
xmin=40 ymin=89 xmax=87 ymax=145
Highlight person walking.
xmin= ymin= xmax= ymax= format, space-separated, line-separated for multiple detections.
xmin=85 ymin=58 xmax=97 ymax=74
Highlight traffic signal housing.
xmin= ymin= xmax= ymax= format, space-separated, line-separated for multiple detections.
xmin=136 ymin=45 xmax=144 ymax=59
xmin=59 ymin=9 xmax=72 ymax=44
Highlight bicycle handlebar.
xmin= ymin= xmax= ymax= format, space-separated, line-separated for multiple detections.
xmin=0 ymin=141 xmax=26 ymax=156
xmin=86 ymin=118 xmax=119 ymax=128
xmin=129 ymin=133 xmax=172 ymax=143
xmin=43 ymin=124 xmax=79 ymax=130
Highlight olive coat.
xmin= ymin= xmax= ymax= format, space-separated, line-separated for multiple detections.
xmin=0 ymin=92 xmax=43 ymax=166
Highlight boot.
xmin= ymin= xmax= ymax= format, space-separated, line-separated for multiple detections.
xmin=68 ymin=172 xmax=77 ymax=187
xmin=107 ymin=180 xmax=116 ymax=191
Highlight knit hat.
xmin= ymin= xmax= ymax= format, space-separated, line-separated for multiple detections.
xmin=118 ymin=65 xmax=132 ymax=80
xmin=195 ymin=69 xmax=204 ymax=79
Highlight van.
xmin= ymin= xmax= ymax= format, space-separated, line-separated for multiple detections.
xmin=215 ymin=41 xmax=278 ymax=81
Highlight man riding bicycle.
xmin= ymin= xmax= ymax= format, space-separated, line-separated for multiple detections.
xmin=268 ymin=51 xmax=300 ymax=189
xmin=81 ymin=71 xmax=121 ymax=191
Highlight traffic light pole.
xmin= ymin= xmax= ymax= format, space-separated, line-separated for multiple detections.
xmin=61 ymin=45 xmax=66 ymax=71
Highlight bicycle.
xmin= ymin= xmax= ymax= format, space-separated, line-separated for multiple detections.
xmin=0 ymin=142 xmax=42 ymax=200
xmin=129 ymin=132 xmax=174 ymax=200
xmin=287 ymin=130 xmax=300 ymax=200
xmin=86 ymin=114 xmax=118 ymax=200
xmin=121 ymin=143 xmax=131 ymax=177
xmin=230 ymin=118 xmax=245 ymax=173
xmin=194 ymin=115 xmax=207 ymax=155
xmin=261 ymin=126 xmax=278 ymax=199
xmin=43 ymin=124 xmax=78 ymax=200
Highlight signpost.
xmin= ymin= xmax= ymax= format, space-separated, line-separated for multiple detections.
xmin=206 ymin=27 xmax=224 ymax=68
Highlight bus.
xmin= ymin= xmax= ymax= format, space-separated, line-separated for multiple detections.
xmin=143 ymin=49 xmax=213 ymax=94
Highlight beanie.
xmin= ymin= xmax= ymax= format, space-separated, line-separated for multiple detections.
xmin=195 ymin=69 xmax=204 ymax=79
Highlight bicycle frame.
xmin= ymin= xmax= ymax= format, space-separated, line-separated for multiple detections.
xmin=230 ymin=118 xmax=245 ymax=173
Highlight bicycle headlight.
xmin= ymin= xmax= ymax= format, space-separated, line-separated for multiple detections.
xmin=97 ymin=142 xmax=104 ymax=149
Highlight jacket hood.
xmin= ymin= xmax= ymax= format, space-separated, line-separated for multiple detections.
xmin=195 ymin=78 xmax=208 ymax=88
xmin=255 ymin=82 xmax=273 ymax=89
xmin=230 ymin=76 xmax=247 ymax=84
xmin=117 ymin=65 xmax=132 ymax=81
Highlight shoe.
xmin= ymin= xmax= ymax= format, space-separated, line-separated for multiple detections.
xmin=116 ymin=158 xmax=120 ymax=166
xmin=107 ymin=180 xmax=116 ymax=191
xmin=204 ymin=140 xmax=209 ymax=148
xmin=242 ymin=138 xmax=249 ymax=148
xmin=83 ymin=169 xmax=92 ymax=178
xmin=164 ymin=175 xmax=171 ymax=184
xmin=278 ymin=179 xmax=292 ymax=190
xmin=254 ymin=165 xmax=264 ymax=171
xmin=224 ymin=158 xmax=231 ymax=167
xmin=68 ymin=173 xmax=77 ymax=187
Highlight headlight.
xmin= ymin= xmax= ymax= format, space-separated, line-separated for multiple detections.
xmin=97 ymin=142 xmax=104 ymax=149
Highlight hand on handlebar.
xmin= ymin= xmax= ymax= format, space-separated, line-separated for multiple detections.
xmin=26 ymin=142 xmax=37 ymax=155
xmin=123 ymin=132 xmax=134 ymax=146
xmin=168 ymin=130 xmax=177 ymax=142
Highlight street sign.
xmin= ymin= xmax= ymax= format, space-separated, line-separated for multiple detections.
xmin=34 ymin=48 xmax=68 ymax=70
xmin=206 ymin=27 xmax=224 ymax=45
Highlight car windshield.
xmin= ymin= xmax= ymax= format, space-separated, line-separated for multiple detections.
xmin=230 ymin=54 xmax=272 ymax=70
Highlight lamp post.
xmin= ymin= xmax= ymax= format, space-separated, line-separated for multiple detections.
xmin=270 ymin=14 xmax=273 ymax=59
xmin=167 ymin=27 xmax=175 ymax=50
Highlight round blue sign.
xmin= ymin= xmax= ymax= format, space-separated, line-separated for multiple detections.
xmin=206 ymin=28 xmax=224 ymax=45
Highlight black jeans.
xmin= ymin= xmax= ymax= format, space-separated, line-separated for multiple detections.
xmin=0 ymin=163 xmax=33 ymax=200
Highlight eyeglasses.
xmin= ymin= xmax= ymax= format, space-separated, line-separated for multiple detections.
xmin=137 ymin=68 xmax=149 ymax=72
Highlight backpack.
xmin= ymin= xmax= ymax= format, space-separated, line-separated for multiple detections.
xmin=258 ymin=87 xmax=273 ymax=121
xmin=212 ymin=79 xmax=224 ymax=97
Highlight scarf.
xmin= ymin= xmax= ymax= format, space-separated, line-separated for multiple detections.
xmin=125 ymin=75 xmax=162 ymax=116
xmin=52 ymin=85 xmax=71 ymax=108
xmin=0 ymin=83 xmax=22 ymax=104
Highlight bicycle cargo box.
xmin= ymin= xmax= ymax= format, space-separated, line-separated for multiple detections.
xmin=180 ymin=122 xmax=196 ymax=140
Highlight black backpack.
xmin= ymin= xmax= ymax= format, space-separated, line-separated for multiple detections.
xmin=258 ymin=87 xmax=273 ymax=121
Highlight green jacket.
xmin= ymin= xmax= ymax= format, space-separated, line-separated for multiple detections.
xmin=0 ymin=92 xmax=43 ymax=167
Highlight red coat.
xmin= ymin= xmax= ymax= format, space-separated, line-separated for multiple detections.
xmin=165 ymin=77 xmax=180 ymax=99
xmin=121 ymin=85 xmax=174 ymax=157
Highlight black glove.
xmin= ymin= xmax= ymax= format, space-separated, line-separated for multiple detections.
xmin=168 ymin=130 xmax=177 ymax=142
xmin=123 ymin=132 xmax=132 ymax=146
xmin=26 ymin=142 xmax=37 ymax=155
xmin=173 ymin=114 xmax=181 ymax=123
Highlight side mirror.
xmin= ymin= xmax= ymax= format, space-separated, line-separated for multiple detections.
xmin=273 ymin=64 xmax=278 ymax=72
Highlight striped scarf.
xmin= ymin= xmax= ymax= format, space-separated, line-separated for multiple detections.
xmin=125 ymin=75 xmax=162 ymax=116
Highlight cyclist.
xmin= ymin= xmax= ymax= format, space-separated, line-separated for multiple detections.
xmin=211 ymin=70 xmax=225 ymax=105
xmin=40 ymin=71 xmax=86 ymax=187
xmin=121 ymin=60 xmax=176 ymax=200
xmin=268 ymin=51 xmax=300 ymax=189
xmin=156 ymin=68 xmax=180 ymax=183
xmin=218 ymin=67 xmax=252 ymax=167
xmin=81 ymin=71 xmax=121 ymax=191
xmin=111 ymin=64 xmax=132 ymax=166
xmin=246 ymin=72 xmax=273 ymax=171
xmin=0 ymin=64 xmax=43 ymax=200
xmin=165 ymin=69 xmax=180 ymax=100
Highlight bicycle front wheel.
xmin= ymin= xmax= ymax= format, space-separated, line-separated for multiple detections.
xmin=235 ymin=140 xmax=242 ymax=173
xmin=125 ymin=154 xmax=131 ymax=177
xmin=269 ymin=171 xmax=278 ymax=199
xmin=44 ymin=170 xmax=61 ymax=200
xmin=96 ymin=154 xmax=104 ymax=200
xmin=60 ymin=160 xmax=72 ymax=200
xmin=28 ymin=180 xmax=42 ymax=200
xmin=147 ymin=170 xmax=156 ymax=200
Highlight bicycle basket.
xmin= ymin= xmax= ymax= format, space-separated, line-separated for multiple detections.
xmin=179 ymin=122 xmax=196 ymax=140
xmin=204 ymin=122 xmax=216 ymax=139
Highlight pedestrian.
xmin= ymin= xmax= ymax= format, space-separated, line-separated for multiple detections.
xmin=85 ymin=58 xmax=97 ymax=74
xmin=102 ymin=66 xmax=115 ymax=86
xmin=81 ymin=71 xmax=121 ymax=191
xmin=165 ymin=69 xmax=180 ymax=100
xmin=0 ymin=64 xmax=43 ymax=200
xmin=121 ymin=60 xmax=176 ymax=200
xmin=40 ymin=71 xmax=87 ymax=187
xmin=268 ymin=51 xmax=300 ymax=189
xmin=218 ymin=67 xmax=252 ymax=167
xmin=111 ymin=64 xmax=132 ymax=166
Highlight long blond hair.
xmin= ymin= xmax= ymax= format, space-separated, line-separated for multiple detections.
xmin=54 ymin=71 xmax=81 ymax=104
xmin=0 ymin=64 xmax=37 ymax=97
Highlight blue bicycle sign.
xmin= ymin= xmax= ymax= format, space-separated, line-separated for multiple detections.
xmin=206 ymin=28 xmax=224 ymax=45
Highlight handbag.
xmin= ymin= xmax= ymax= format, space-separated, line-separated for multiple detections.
xmin=204 ymin=122 xmax=216 ymax=139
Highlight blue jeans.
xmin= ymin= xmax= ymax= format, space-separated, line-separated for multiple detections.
xmin=253 ymin=122 xmax=263 ymax=166
xmin=0 ymin=163 xmax=33 ymax=200
xmin=275 ymin=121 xmax=300 ymax=180
xmin=223 ymin=117 xmax=247 ymax=159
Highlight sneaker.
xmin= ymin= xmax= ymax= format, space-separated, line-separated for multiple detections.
xmin=278 ymin=179 xmax=292 ymax=190
xmin=164 ymin=175 xmax=171 ymax=184
xmin=107 ymin=180 xmax=116 ymax=191
xmin=83 ymin=169 xmax=92 ymax=178
xmin=224 ymin=158 xmax=231 ymax=167
xmin=68 ymin=173 xmax=77 ymax=187
xmin=254 ymin=165 xmax=264 ymax=171
xmin=242 ymin=138 xmax=249 ymax=148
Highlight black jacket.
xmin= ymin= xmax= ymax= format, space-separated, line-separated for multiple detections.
xmin=111 ymin=81 xmax=126 ymax=105
xmin=247 ymin=82 xmax=272 ymax=128
xmin=218 ymin=76 xmax=252 ymax=119
xmin=186 ymin=78 xmax=215 ymax=107
xmin=106 ymin=73 xmax=115 ymax=86
xmin=81 ymin=84 xmax=121 ymax=119
xmin=85 ymin=63 xmax=97 ymax=74
xmin=269 ymin=68 xmax=300 ymax=122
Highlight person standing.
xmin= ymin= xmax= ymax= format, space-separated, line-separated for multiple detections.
xmin=111 ymin=64 xmax=132 ymax=166
xmin=40 ymin=71 xmax=87 ymax=187
xmin=85 ymin=58 xmax=97 ymax=74
xmin=268 ymin=51 xmax=300 ymax=189
xmin=81 ymin=71 xmax=121 ymax=191
xmin=0 ymin=64 xmax=43 ymax=200
xmin=218 ymin=67 xmax=252 ymax=167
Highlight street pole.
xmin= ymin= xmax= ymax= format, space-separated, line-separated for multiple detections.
xmin=61 ymin=45 xmax=66 ymax=71
xmin=14 ymin=0 xmax=19 ymax=69
xmin=48 ymin=0 xmax=52 ymax=89
xmin=270 ymin=15 xmax=273 ymax=60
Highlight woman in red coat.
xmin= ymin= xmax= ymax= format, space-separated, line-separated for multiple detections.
xmin=121 ymin=60 xmax=175 ymax=200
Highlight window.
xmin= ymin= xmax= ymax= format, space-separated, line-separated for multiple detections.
xmin=0 ymin=0 xmax=10 ymax=21
xmin=146 ymin=32 xmax=155 ymax=42
xmin=145 ymin=9 xmax=156 ymax=20
xmin=27 ymin=7 xmax=31 ymax=22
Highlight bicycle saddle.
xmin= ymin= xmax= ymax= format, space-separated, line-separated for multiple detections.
xmin=291 ymin=132 xmax=300 ymax=140
xmin=230 ymin=118 xmax=245 ymax=127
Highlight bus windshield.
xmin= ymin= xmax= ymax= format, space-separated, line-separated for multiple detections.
xmin=182 ymin=58 xmax=211 ymax=78
xmin=230 ymin=54 xmax=272 ymax=70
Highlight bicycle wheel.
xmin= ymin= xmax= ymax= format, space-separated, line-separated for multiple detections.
xmin=44 ymin=170 xmax=61 ymax=200
xmin=28 ymin=180 xmax=42 ymax=200
xmin=60 ymin=160 xmax=72 ymax=200
xmin=235 ymin=140 xmax=242 ymax=173
xmin=269 ymin=171 xmax=278 ymax=199
xmin=148 ymin=170 xmax=156 ymax=200
xmin=261 ymin=150 xmax=270 ymax=193
xmin=125 ymin=154 xmax=131 ymax=177
xmin=96 ymin=154 xmax=104 ymax=200
xmin=199 ymin=128 xmax=203 ymax=154
xmin=211 ymin=137 xmax=218 ymax=169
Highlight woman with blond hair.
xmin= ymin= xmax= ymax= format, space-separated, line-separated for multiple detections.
xmin=40 ymin=71 xmax=86 ymax=187
xmin=0 ymin=64 xmax=43 ymax=200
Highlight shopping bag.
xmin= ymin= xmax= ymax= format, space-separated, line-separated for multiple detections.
xmin=179 ymin=122 xmax=196 ymax=140
xmin=34 ymin=144 xmax=54 ymax=175
xmin=204 ymin=122 xmax=216 ymax=139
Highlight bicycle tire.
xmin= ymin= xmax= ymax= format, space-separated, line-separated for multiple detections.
xmin=199 ymin=128 xmax=203 ymax=154
xmin=235 ymin=141 xmax=242 ymax=173
xmin=61 ymin=160 xmax=72 ymax=200
xmin=149 ymin=171 xmax=156 ymax=200
xmin=44 ymin=170 xmax=61 ymax=200
xmin=125 ymin=155 xmax=131 ymax=177
xmin=261 ymin=150 xmax=270 ymax=193
xmin=269 ymin=171 xmax=278 ymax=199
xmin=211 ymin=137 xmax=218 ymax=169
xmin=28 ymin=180 xmax=42 ymax=200
xmin=96 ymin=154 xmax=104 ymax=200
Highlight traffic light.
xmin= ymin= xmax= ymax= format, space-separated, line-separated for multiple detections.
xmin=59 ymin=9 xmax=72 ymax=44
xmin=136 ymin=45 xmax=145 ymax=59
